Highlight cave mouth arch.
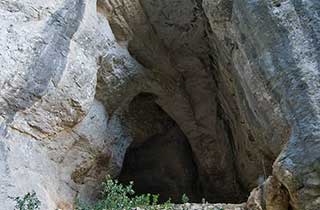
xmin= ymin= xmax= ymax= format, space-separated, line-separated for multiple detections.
xmin=116 ymin=93 xmax=251 ymax=204
xmin=117 ymin=93 xmax=202 ymax=203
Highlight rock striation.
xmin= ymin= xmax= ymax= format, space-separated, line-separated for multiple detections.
xmin=0 ymin=0 xmax=319 ymax=210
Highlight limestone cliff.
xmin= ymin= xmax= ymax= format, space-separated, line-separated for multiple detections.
xmin=0 ymin=0 xmax=319 ymax=210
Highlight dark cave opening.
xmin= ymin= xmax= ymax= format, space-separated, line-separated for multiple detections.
xmin=117 ymin=93 xmax=201 ymax=203
xmin=116 ymin=93 xmax=252 ymax=204
xmin=118 ymin=123 xmax=201 ymax=203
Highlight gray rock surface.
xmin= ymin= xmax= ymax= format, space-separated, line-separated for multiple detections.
xmin=203 ymin=0 xmax=320 ymax=209
xmin=0 ymin=0 xmax=319 ymax=210
xmin=0 ymin=0 xmax=140 ymax=209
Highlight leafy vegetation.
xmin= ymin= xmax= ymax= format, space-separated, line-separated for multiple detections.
xmin=12 ymin=177 xmax=226 ymax=210
xmin=11 ymin=191 xmax=41 ymax=210
xmin=181 ymin=194 xmax=189 ymax=204
xmin=76 ymin=176 xmax=188 ymax=210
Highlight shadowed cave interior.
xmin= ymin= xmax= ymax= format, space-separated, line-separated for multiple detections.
xmin=117 ymin=93 xmax=251 ymax=204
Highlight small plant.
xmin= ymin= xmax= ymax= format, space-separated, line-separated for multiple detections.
xmin=181 ymin=194 xmax=189 ymax=204
xmin=12 ymin=191 xmax=41 ymax=210
xmin=180 ymin=194 xmax=190 ymax=210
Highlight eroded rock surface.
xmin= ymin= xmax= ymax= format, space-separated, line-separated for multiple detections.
xmin=0 ymin=0 xmax=319 ymax=210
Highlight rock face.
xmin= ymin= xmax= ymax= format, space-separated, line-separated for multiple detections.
xmin=0 ymin=0 xmax=319 ymax=210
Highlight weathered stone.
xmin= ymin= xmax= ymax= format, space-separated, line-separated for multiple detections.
xmin=202 ymin=0 xmax=320 ymax=209
xmin=0 ymin=0 xmax=319 ymax=209
xmin=247 ymin=176 xmax=289 ymax=210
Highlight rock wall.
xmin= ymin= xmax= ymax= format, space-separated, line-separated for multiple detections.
xmin=202 ymin=1 xmax=320 ymax=209
xmin=0 ymin=0 xmax=319 ymax=210
xmin=0 ymin=0 xmax=139 ymax=209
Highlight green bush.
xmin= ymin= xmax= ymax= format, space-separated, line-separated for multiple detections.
xmin=76 ymin=176 xmax=178 ymax=210
xmin=12 ymin=191 xmax=41 ymax=210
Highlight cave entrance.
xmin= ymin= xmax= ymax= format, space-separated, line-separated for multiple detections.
xmin=117 ymin=93 xmax=201 ymax=203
